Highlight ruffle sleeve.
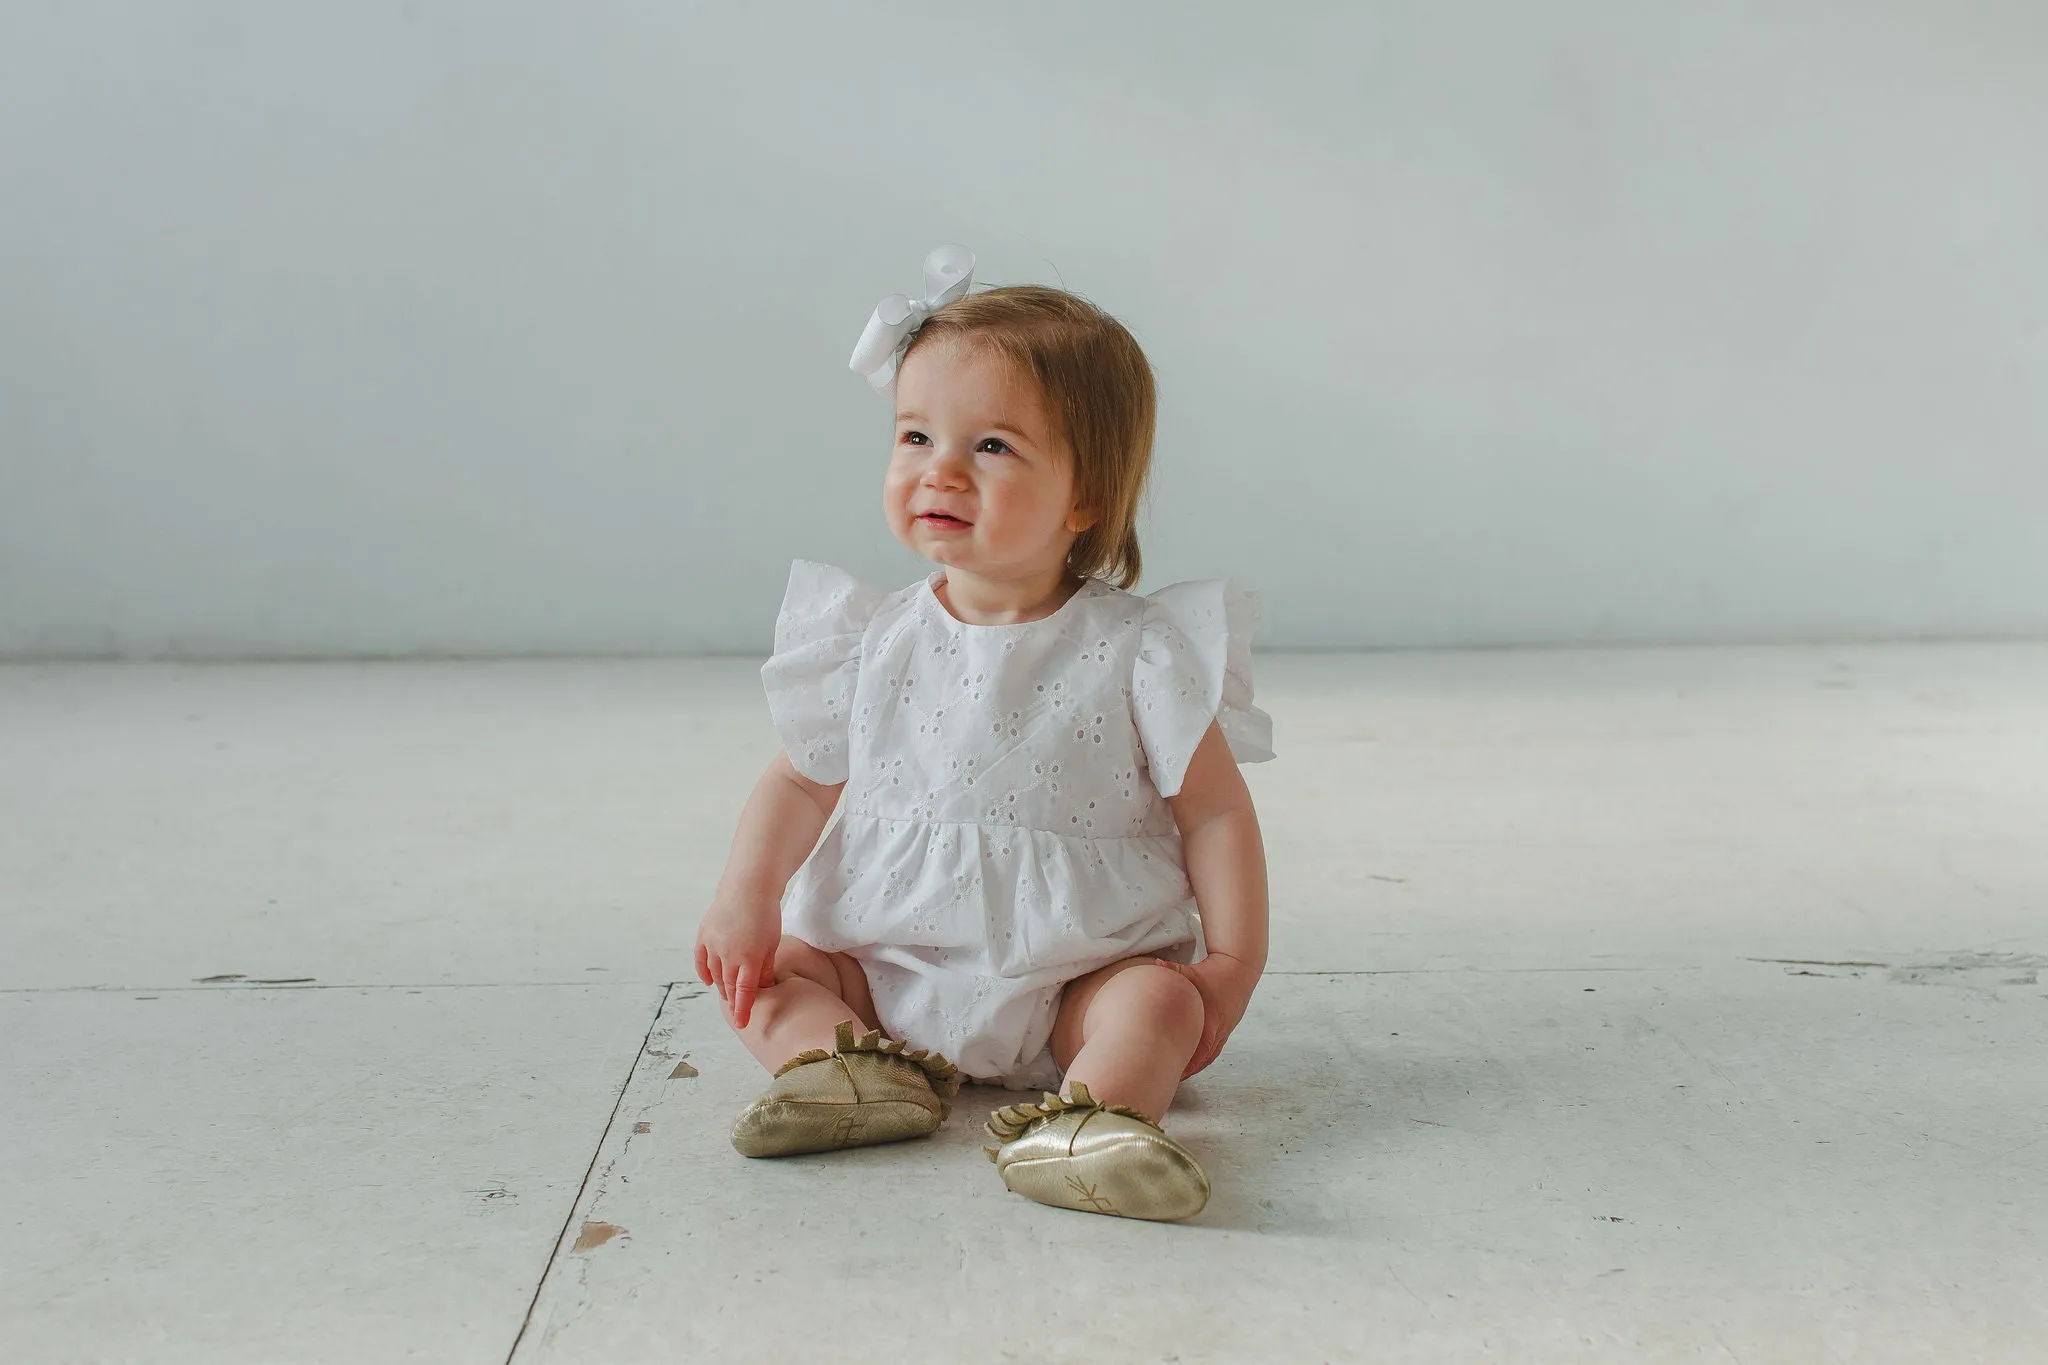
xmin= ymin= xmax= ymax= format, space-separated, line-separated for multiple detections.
xmin=759 ymin=560 xmax=887 ymax=785
xmin=1130 ymin=579 xmax=1276 ymax=798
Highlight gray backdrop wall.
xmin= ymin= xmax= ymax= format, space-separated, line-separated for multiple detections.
xmin=4 ymin=1 xmax=2044 ymax=657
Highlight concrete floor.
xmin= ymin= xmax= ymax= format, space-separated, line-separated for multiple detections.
xmin=3 ymin=646 xmax=2044 ymax=1363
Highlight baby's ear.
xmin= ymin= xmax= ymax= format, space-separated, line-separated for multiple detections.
xmin=1066 ymin=503 xmax=1099 ymax=534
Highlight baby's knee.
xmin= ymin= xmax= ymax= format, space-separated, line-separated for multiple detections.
xmin=768 ymin=935 xmax=876 ymax=1022
xmin=1114 ymin=963 xmax=1206 ymax=1046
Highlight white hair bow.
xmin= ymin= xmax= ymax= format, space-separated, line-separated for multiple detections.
xmin=848 ymin=245 xmax=976 ymax=392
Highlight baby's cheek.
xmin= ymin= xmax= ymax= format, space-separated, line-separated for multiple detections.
xmin=880 ymin=477 xmax=914 ymax=523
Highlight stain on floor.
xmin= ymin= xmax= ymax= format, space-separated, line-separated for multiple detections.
xmin=571 ymin=1221 xmax=623 ymax=1253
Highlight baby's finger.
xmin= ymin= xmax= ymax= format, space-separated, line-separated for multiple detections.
xmin=1182 ymin=1019 xmax=1226 ymax=1079
xmin=731 ymin=963 xmax=759 ymax=1029
xmin=706 ymin=953 xmax=727 ymax=1002
xmin=694 ymin=942 xmax=713 ymax=987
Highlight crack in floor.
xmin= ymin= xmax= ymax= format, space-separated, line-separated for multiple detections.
xmin=503 ymin=983 xmax=673 ymax=1365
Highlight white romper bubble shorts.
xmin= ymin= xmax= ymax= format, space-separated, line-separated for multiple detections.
xmin=763 ymin=560 xmax=1275 ymax=1091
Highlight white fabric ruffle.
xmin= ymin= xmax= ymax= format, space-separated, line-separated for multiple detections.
xmin=1131 ymin=579 xmax=1275 ymax=797
xmin=759 ymin=560 xmax=887 ymax=785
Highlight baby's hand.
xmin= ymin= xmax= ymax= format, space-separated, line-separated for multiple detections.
xmin=695 ymin=891 xmax=782 ymax=1029
xmin=1153 ymin=952 xmax=1262 ymax=1080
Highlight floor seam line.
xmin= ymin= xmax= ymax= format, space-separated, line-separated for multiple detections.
xmin=1261 ymin=966 xmax=1702 ymax=975
xmin=0 ymin=981 xmax=660 ymax=995
xmin=503 ymin=981 xmax=673 ymax=1365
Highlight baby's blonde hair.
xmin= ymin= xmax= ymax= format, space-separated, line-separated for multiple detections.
xmin=904 ymin=285 xmax=1154 ymax=590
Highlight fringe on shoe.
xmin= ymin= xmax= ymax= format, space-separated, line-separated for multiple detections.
xmin=771 ymin=1019 xmax=964 ymax=1115
xmin=982 ymin=1081 xmax=1161 ymax=1159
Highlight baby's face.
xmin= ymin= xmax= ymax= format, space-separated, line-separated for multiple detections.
xmin=885 ymin=340 xmax=1091 ymax=582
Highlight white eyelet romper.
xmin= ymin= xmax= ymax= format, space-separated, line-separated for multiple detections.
xmin=762 ymin=560 xmax=1274 ymax=1091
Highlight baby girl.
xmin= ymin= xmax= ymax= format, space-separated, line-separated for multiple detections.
xmin=694 ymin=247 xmax=1273 ymax=1221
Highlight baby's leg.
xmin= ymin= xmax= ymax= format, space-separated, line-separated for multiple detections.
xmin=1050 ymin=958 xmax=1205 ymax=1120
xmin=730 ymin=935 xmax=880 ymax=1071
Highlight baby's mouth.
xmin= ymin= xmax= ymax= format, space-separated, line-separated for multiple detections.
xmin=918 ymin=512 xmax=973 ymax=528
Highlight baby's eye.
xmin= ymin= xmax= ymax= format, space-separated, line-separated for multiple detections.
xmin=899 ymin=430 xmax=929 ymax=446
xmin=976 ymin=438 xmax=1014 ymax=455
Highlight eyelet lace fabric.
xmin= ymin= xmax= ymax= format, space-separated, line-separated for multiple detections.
xmin=761 ymin=560 xmax=1274 ymax=1089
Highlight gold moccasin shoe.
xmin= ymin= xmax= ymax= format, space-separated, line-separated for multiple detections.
xmin=731 ymin=1020 xmax=962 ymax=1158
xmin=984 ymin=1082 xmax=1210 ymax=1221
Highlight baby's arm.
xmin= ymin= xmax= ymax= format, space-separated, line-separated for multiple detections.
xmin=696 ymin=750 xmax=844 ymax=1027
xmin=1158 ymin=720 xmax=1270 ymax=1078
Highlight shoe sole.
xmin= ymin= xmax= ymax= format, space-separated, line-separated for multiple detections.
xmin=998 ymin=1136 xmax=1210 ymax=1220
xmin=730 ymin=1098 xmax=939 ymax=1158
